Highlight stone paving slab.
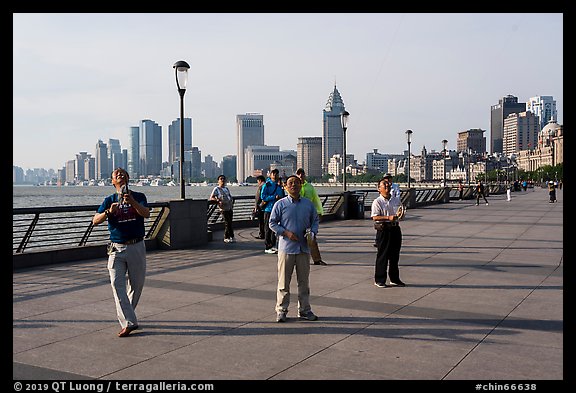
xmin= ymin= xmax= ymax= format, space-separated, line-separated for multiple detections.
xmin=13 ymin=187 xmax=565 ymax=387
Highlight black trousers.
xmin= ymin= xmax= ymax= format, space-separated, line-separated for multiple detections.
xmin=264 ymin=211 xmax=277 ymax=249
xmin=476 ymin=192 xmax=488 ymax=204
xmin=222 ymin=210 xmax=234 ymax=239
xmin=257 ymin=209 xmax=265 ymax=238
xmin=374 ymin=226 xmax=402 ymax=284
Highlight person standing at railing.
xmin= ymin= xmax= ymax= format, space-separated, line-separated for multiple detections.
xmin=209 ymin=175 xmax=235 ymax=243
xmin=252 ymin=175 xmax=267 ymax=239
xmin=260 ymin=169 xmax=285 ymax=254
xmin=296 ymin=168 xmax=327 ymax=266
xmin=92 ymin=167 xmax=150 ymax=338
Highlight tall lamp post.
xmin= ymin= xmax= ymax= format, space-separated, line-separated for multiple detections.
xmin=405 ymin=129 xmax=413 ymax=189
xmin=441 ymin=139 xmax=448 ymax=186
xmin=341 ymin=111 xmax=350 ymax=191
xmin=468 ymin=147 xmax=472 ymax=185
xmin=173 ymin=60 xmax=190 ymax=199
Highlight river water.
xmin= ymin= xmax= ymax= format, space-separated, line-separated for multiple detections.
xmin=13 ymin=184 xmax=369 ymax=208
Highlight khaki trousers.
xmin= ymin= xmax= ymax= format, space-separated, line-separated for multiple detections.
xmin=276 ymin=252 xmax=311 ymax=314
xmin=107 ymin=241 xmax=146 ymax=329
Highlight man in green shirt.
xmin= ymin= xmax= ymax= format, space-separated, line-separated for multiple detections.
xmin=296 ymin=168 xmax=327 ymax=266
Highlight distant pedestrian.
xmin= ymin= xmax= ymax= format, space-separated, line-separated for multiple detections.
xmin=261 ymin=169 xmax=286 ymax=254
xmin=475 ymin=180 xmax=489 ymax=206
xmin=296 ymin=168 xmax=327 ymax=266
xmin=458 ymin=179 xmax=464 ymax=200
xmin=548 ymin=181 xmax=556 ymax=203
xmin=92 ymin=167 xmax=150 ymax=337
xmin=269 ymin=175 xmax=320 ymax=322
xmin=506 ymin=183 xmax=512 ymax=202
xmin=252 ymin=175 xmax=266 ymax=239
xmin=371 ymin=176 xmax=405 ymax=288
xmin=209 ymin=175 xmax=235 ymax=243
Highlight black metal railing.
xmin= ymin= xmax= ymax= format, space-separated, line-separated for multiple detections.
xmin=14 ymin=185 xmax=503 ymax=256
xmin=13 ymin=203 xmax=170 ymax=254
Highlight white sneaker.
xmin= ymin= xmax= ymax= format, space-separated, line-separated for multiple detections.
xmin=230 ymin=237 xmax=235 ymax=243
xmin=224 ymin=238 xmax=230 ymax=243
xmin=485 ymin=203 xmax=489 ymax=205
xmin=265 ymin=248 xmax=276 ymax=254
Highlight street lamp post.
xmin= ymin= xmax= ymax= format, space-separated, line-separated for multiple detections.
xmin=468 ymin=147 xmax=472 ymax=185
xmin=173 ymin=60 xmax=190 ymax=199
xmin=441 ymin=139 xmax=448 ymax=187
xmin=341 ymin=111 xmax=350 ymax=192
xmin=405 ymin=130 xmax=413 ymax=189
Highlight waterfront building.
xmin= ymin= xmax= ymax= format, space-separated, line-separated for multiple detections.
xmin=456 ymin=128 xmax=486 ymax=154
xmin=83 ymin=156 xmax=95 ymax=181
xmin=236 ymin=113 xmax=264 ymax=183
xmin=322 ymin=84 xmax=347 ymax=175
xmin=65 ymin=159 xmax=75 ymax=184
xmin=526 ymin=96 xmax=557 ymax=130
xmin=245 ymin=145 xmax=297 ymax=179
xmin=297 ymin=137 xmax=322 ymax=179
xmin=221 ymin=155 xmax=237 ymax=181
xmin=74 ymin=152 xmax=90 ymax=182
xmin=517 ymin=119 xmax=563 ymax=173
xmin=503 ymin=111 xmax=539 ymax=157
xmin=191 ymin=147 xmax=202 ymax=179
xmin=139 ymin=119 xmax=162 ymax=176
xmin=327 ymin=153 xmax=354 ymax=178
xmin=202 ymin=155 xmax=219 ymax=179
xmin=490 ymin=95 xmax=525 ymax=154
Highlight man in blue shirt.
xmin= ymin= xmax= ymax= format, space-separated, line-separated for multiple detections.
xmin=269 ymin=175 xmax=319 ymax=322
xmin=93 ymin=167 xmax=150 ymax=337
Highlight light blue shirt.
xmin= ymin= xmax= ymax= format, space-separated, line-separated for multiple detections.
xmin=269 ymin=195 xmax=319 ymax=255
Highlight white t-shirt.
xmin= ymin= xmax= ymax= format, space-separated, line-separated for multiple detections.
xmin=210 ymin=186 xmax=233 ymax=211
xmin=371 ymin=194 xmax=402 ymax=217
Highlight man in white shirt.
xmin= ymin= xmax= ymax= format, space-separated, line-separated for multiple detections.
xmin=371 ymin=176 xmax=405 ymax=288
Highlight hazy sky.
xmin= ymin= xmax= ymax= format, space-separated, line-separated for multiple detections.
xmin=13 ymin=13 xmax=563 ymax=171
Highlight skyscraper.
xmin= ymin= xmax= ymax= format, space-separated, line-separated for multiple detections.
xmin=503 ymin=111 xmax=539 ymax=156
xmin=490 ymin=95 xmax=525 ymax=155
xmin=168 ymin=118 xmax=192 ymax=165
xmin=108 ymin=138 xmax=122 ymax=172
xmin=236 ymin=113 xmax=264 ymax=182
xmin=297 ymin=137 xmax=322 ymax=178
xmin=221 ymin=155 xmax=237 ymax=181
xmin=526 ymin=96 xmax=557 ymax=130
xmin=127 ymin=126 xmax=139 ymax=179
xmin=322 ymin=84 xmax=346 ymax=175
xmin=139 ymin=119 xmax=162 ymax=176
xmin=95 ymin=140 xmax=108 ymax=180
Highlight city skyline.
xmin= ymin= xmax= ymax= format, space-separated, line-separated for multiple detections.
xmin=13 ymin=13 xmax=563 ymax=171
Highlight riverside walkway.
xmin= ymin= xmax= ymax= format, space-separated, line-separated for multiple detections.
xmin=13 ymin=187 xmax=564 ymax=384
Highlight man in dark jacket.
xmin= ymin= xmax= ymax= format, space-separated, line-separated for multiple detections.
xmin=253 ymin=175 xmax=266 ymax=239
xmin=260 ymin=169 xmax=285 ymax=253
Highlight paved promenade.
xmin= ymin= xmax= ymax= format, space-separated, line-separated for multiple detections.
xmin=13 ymin=187 xmax=564 ymax=384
